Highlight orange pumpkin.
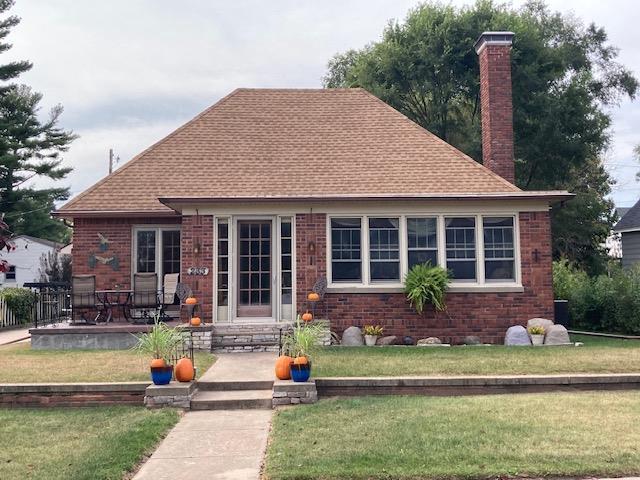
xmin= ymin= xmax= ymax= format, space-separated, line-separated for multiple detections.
xmin=150 ymin=358 xmax=166 ymax=368
xmin=175 ymin=357 xmax=195 ymax=382
xmin=293 ymin=356 xmax=308 ymax=365
xmin=307 ymin=292 xmax=320 ymax=302
xmin=301 ymin=311 xmax=313 ymax=322
xmin=275 ymin=355 xmax=293 ymax=380
xmin=185 ymin=297 xmax=197 ymax=305
xmin=190 ymin=316 xmax=202 ymax=327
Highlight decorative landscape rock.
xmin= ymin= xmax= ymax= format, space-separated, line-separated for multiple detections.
xmin=377 ymin=335 xmax=397 ymax=346
xmin=417 ymin=337 xmax=442 ymax=345
xmin=527 ymin=317 xmax=554 ymax=332
xmin=504 ymin=325 xmax=532 ymax=346
xmin=544 ymin=324 xmax=571 ymax=345
xmin=403 ymin=336 xmax=415 ymax=345
xmin=341 ymin=326 xmax=364 ymax=346
xmin=462 ymin=335 xmax=481 ymax=345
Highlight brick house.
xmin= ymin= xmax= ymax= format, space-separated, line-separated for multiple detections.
xmin=56 ymin=32 xmax=570 ymax=343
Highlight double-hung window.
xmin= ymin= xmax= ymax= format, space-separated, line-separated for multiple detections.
xmin=369 ymin=218 xmax=400 ymax=281
xmin=5 ymin=266 xmax=16 ymax=281
xmin=328 ymin=214 xmax=518 ymax=287
xmin=445 ymin=217 xmax=477 ymax=281
xmin=483 ymin=217 xmax=515 ymax=281
xmin=407 ymin=217 xmax=438 ymax=269
xmin=330 ymin=218 xmax=362 ymax=282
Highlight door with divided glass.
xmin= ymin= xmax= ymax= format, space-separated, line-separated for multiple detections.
xmin=236 ymin=220 xmax=273 ymax=318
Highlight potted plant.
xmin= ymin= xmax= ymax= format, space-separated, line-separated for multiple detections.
xmin=282 ymin=314 xmax=326 ymax=382
xmin=528 ymin=325 xmax=545 ymax=346
xmin=404 ymin=262 xmax=450 ymax=314
xmin=135 ymin=317 xmax=185 ymax=385
xmin=363 ymin=325 xmax=384 ymax=346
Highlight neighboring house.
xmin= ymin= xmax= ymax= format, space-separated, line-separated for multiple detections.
xmin=614 ymin=199 xmax=640 ymax=268
xmin=55 ymin=32 xmax=571 ymax=343
xmin=605 ymin=207 xmax=630 ymax=259
xmin=0 ymin=235 xmax=63 ymax=288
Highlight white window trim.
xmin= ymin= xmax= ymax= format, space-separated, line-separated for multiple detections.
xmin=326 ymin=213 xmax=522 ymax=292
xmin=213 ymin=215 xmax=296 ymax=324
xmin=131 ymin=225 xmax=181 ymax=291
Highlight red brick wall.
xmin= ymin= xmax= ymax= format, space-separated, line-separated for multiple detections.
xmin=72 ymin=217 xmax=180 ymax=290
xmin=296 ymin=211 xmax=553 ymax=344
xmin=180 ymin=215 xmax=214 ymax=321
xmin=478 ymin=43 xmax=515 ymax=183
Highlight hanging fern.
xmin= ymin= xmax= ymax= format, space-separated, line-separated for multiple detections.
xmin=404 ymin=263 xmax=450 ymax=314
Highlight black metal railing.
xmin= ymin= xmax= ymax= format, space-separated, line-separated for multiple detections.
xmin=24 ymin=282 xmax=71 ymax=328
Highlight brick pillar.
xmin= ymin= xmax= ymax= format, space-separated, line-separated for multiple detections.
xmin=475 ymin=31 xmax=515 ymax=183
xmin=295 ymin=213 xmax=327 ymax=317
xmin=180 ymin=215 xmax=214 ymax=322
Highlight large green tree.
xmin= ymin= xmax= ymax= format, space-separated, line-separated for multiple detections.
xmin=324 ymin=0 xmax=637 ymax=274
xmin=0 ymin=0 xmax=75 ymax=243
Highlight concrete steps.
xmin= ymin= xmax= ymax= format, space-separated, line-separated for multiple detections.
xmin=190 ymin=389 xmax=273 ymax=410
xmin=198 ymin=380 xmax=274 ymax=391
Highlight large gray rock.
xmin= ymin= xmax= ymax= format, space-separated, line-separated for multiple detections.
xmin=527 ymin=318 xmax=554 ymax=333
xmin=417 ymin=337 xmax=442 ymax=345
xmin=544 ymin=324 xmax=571 ymax=345
xmin=377 ymin=335 xmax=397 ymax=346
xmin=462 ymin=335 xmax=481 ymax=345
xmin=504 ymin=325 xmax=532 ymax=346
xmin=341 ymin=326 xmax=364 ymax=346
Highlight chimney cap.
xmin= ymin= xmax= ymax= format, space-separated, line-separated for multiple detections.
xmin=474 ymin=31 xmax=514 ymax=54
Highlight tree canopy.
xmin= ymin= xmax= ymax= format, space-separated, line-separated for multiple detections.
xmin=0 ymin=0 xmax=75 ymax=243
xmin=324 ymin=0 xmax=638 ymax=273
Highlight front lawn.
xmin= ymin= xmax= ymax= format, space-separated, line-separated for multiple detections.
xmin=312 ymin=334 xmax=640 ymax=377
xmin=0 ymin=343 xmax=215 ymax=383
xmin=265 ymin=392 xmax=640 ymax=479
xmin=0 ymin=406 xmax=178 ymax=480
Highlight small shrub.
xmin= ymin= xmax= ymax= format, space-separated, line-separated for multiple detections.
xmin=0 ymin=287 xmax=36 ymax=323
xmin=527 ymin=325 xmax=545 ymax=335
xmin=363 ymin=325 xmax=384 ymax=336
xmin=404 ymin=262 xmax=450 ymax=314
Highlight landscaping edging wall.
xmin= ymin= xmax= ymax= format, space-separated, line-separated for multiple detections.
xmin=315 ymin=374 xmax=640 ymax=397
xmin=273 ymin=380 xmax=318 ymax=406
xmin=0 ymin=382 xmax=148 ymax=407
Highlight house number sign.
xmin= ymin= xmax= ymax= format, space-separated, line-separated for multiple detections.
xmin=187 ymin=267 xmax=209 ymax=276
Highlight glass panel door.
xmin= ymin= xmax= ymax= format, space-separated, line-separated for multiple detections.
xmin=237 ymin=220 xmax=272 ymax=318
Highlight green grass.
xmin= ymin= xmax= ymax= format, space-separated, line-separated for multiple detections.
xmin=0 ymin=406 xmax=178 ymax=480
xmin=0 ymin=343 xmax=215 ymax=383
xmin=266 ymin=392 xmax=640 ymax=479
xmin=312 ymin=334 xmax=640 ymax=377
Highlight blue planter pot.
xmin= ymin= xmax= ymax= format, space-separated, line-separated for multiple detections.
xmin=291 ymin=363 xmax=311 ymax=382
xmin=150 ymin=365 xmax=174 ymax=385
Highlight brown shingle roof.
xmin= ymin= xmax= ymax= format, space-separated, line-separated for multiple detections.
xmin=59 ymin=88 xmax=523 ymax=215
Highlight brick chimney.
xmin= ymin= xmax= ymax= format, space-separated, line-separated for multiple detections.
xmin=474 ymin=31 xmax=515 ymax=183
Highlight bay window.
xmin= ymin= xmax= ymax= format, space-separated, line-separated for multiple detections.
xmin=328 ymin=214 xmax=519 ymax=288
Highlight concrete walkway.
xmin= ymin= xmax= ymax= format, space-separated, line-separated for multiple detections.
xmin=0 ymin=327 xmax=30 ymax=346
xmin=133 ymin=410 xmax=272 ymax=480
xmin=134 ymin=353 xmax=276 ymax=480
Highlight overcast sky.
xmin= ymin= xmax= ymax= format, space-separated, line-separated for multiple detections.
xmin=7 ymin=0 xmax=639 ymax=207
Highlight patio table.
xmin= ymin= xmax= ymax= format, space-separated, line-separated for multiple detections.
xmin=96 ymin=289 xmax=132 ymax=323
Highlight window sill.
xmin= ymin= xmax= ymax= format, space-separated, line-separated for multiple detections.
xmin=326 ymin=284 xmax=524 ymax=294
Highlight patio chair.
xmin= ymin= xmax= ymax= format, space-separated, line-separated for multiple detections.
xmin=131 ymin=273 xmax=160 ymax=324
xmin=159 ymin=273 xmax=179 ymax=321
xmin=70 ymin=275 xmax=101 ymax=324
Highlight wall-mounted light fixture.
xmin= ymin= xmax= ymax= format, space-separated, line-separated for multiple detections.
xmin=308 ymin=241 xmax=316 ymax=255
